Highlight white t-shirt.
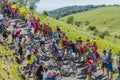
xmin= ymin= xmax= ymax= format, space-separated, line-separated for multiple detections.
xmin=102 ymin=54 xmax=108 ymax=63
xmin=43 ymin=72 xmax=47 ymax=79
xmin=41 ymin=37 xmax=45 ymax=41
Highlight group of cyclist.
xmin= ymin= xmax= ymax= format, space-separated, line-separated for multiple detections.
xmin=0 ymin=0 xmax=120 ymax=80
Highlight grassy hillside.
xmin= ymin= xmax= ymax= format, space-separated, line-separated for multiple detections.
xmin=48 ymin=5 xmax=106 ymax=18
xmin=0 ymin=44 xmax=22 ymax=80
xmin=60 ymin=6 xmax=120 ymax=36
xmin=0 ymin=8 xmax=120 ymax=79
xmin=34 ymin=12 xmax=120 ymax=55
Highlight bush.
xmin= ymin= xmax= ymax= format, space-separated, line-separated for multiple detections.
xmin=66 ymin=16 xmax=74 ymax=25
xmin=99 ymin=31 xmax=110 ymax=39
xmin=93 ymin=29 xmax=100 ymax=36
xmin=56 ymin=16 xmax=59 ymax=20
xmin=103 ymin=31 xmax=110 ymax=36
xmin=118 ymin=35 xmax=120 ymax=39
xmin=74 ymin=21 xmax=82 ymax=27
xmin=87 ymin=26 xmax=97 ymax=31
xmin=42 ymin=11 xmax=48 ymax=16
xmin=99 ymin=33 xmax=105 ymax=39
xmin=85 ymin=21 xmax=90 ymax=25
xmin=114 ymin=35 xmax=118 ymax=38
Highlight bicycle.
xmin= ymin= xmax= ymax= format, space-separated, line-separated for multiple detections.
xmin=80 ymin=65 xmax=97 ymax=80
xmin=47 ymin=61 xmax=63 ymax=80
xmin=69 ymin=61 xmax=77 ymax=77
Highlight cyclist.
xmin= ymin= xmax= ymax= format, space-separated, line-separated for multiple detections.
xmin=101 ymin=50 xmax=108 ymax=75
xmin=68 ymin=49 xmax=76 ymax=61
xmin=86 ymin=57 xmax=96 ymax=79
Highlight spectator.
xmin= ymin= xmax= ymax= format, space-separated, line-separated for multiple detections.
xmin=36 ymin=62 xmax=44 ymax=80
xmin=107 ymin=55 xmax=113 ymax=79
xmin=101 ymin=50 xmax=108 ymax=75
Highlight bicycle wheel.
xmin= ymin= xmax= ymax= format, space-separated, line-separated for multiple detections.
xmin=63 ymin=60 xmax=70 ymax=65
xmin=62 ymin=68 xmax=70 ymax=77
xmin=73 ymin=64 xmax=77 ymax=73
xmin=56 ymin=72 xmax=62 ymax=80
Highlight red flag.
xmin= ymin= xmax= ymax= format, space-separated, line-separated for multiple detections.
xmin=34 ymin=20 xmax=40 ymax=34
xmin=34 ymin=22 xmax=39 ymax=34
xmin=30 ymin=20 xmax=35 ymax=27
xmin=7 ymin=21 xmax=11 ymax=28
xmin=34 ymin=26 xmax=38 ymax=34
xmin=15 ymin=29 xmax=21 ymax=37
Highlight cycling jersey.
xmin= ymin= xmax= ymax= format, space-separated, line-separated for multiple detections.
xmin=87 ymin=60 xmax=96 ymax=72
xmin=68 ymin=50 xmax=76 ymax=59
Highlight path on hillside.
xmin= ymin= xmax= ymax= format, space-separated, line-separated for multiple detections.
xmin=0 ymin=13 xmax=109 ymax=80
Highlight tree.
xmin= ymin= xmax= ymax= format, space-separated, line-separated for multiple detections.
xmin=66 ymin=16 xmax=74 ymax=25
xmin=55 ymin=16 xmax=59 ymax=20
xmin=42 ymin=11 xmax=48 ymax=16
xmin=13 ymin=0 xmax=40 ymax=10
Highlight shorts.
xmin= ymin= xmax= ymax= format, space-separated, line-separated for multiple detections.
xmin=102 ymin=62 xmax=107 ymax=68
xmin=107 ymin=64 xmax=113 ymax=72
xmin=62 ymin=41 xmax=67 ymax=46
xmin=57 ymin=57 xmax=62 ymax=61
xmin=40 ymin=41 xmax=45 ymax=46
xmin=53 ymin=48 xmax=58 ymax=53
xmin=88 ymin=65 xmax=95 ymax=72
xmin=118 ymin=67 xmax=120 ymax=70
xmin=118 ymin=67 xmax=120 ymax=73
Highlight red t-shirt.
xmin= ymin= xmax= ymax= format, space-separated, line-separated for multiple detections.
xmin=30 ymin=20 xmax=35 ymax=27
xmin=15 ymin=29 xmax=21 ymax=37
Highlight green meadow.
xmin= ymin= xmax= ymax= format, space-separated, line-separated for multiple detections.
xmin=61 ymin=6 xmax=120 ymax=36
xmin=34 ymin=11 xmax=120 ymax=55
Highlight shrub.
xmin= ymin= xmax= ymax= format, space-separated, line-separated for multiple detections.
xmin=114 ymin=35 xmax=118 ymax=38
xmin=99 ymin=31 xmax=110 ymax=39
xmin=118 ymin=35 xmax=120 ymax=39
xmin=66 ymin=16 xmax=74 ymax=25
xmin=87 ymin=26 xmax=97 ymax=31
xmin=74 ymin=21 xmax=82 ymax=27
xmin=85 ymin=21 xmax=90 ymax=25
xmin=42 ymin=11 xmax=48 ymax=16
xmin=99 ymin=33 xmax=105 ymax=39
xmin=103 ymin=31 xmax=110 ymax=36
xmin=93 ymin=29 xmax=100 ymax=36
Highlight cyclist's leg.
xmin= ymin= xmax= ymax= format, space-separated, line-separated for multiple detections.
xmin=87 ymin=66 xmax=92 ymax=79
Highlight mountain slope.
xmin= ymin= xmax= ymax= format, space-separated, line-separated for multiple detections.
xmin=0 ymin=44 xmax=23 ymax=80
xmin=34 ymin=12 xmax=120 ymax=55
xmin=60 ymin=6 xmax=120 ymax=36
xmin=0 ymin=9 xmax=120 ymax=80
xmin=48 ymin=5 xmax=106 ymax=18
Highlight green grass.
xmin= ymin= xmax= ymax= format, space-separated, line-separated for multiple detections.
xmin=60 ymin=6 xmax=120 ymax=36
xmin=34 ymin=12 xmax=120 ymax=55
xmin=0 ymin=44 xmax=22 ymax=80
xmin=34 ymin=11 xmax=120 ymax=79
